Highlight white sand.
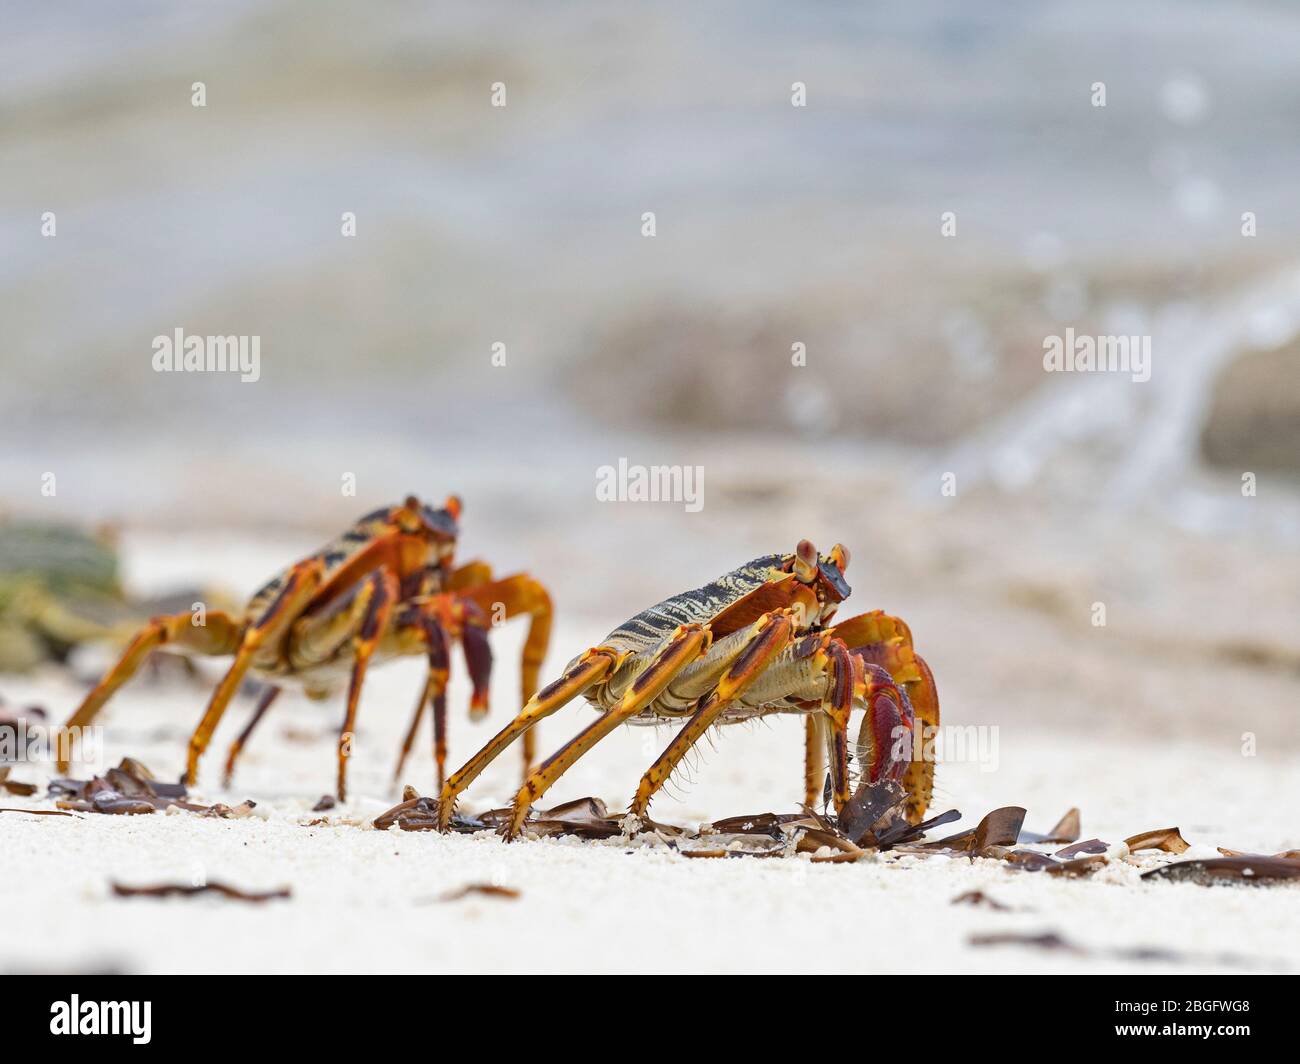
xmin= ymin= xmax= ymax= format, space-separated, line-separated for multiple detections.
xmin=4 ymin=610 xmax=1298 ymax=975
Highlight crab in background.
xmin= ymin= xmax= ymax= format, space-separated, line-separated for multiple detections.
xmin=57 ymin=496 xmax=552 ymax=800
xmin=436 ymin=540 xmax=938 ymax=839
xmin=0 ymin=517 xmax=231 ymax=676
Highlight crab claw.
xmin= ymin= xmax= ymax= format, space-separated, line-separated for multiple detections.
xmin=854 ymin=661 xmax=916 ymax=784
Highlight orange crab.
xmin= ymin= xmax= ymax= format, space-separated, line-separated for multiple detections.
xmin=57 ymin=496 xmax=552 ymax=800
xmin=436 ymin=540 xmax=938 ymax=839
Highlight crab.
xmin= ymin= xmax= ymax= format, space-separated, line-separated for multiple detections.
xmin=56 ymin=496 xmax=552 ymax=800
xmin=436 ymin=540 xmax=939 ymax=840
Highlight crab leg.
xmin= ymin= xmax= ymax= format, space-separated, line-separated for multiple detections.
xmin=392 ymin=613 xmax=451 ymax=788
xmin=821 ymin=639 xmax=856 ymax=812
xmin=185 ymin=559 xmax=326 ymax=787
xmin=334 ymin=568 xmax=400 ymax=801
xmin=628 ymin=610 xmax=795 ymax=819
xmin=56 ymin=610 xmax=246 ymax=772
xmin=458 ymin=601 xmax=493 ymax=719
xmin=505 ymin=623 xmax=711 ymax=839
xmin=455 ymin=572 xmax=553 ymax=774
xmin=436 ymin=645 xmax=623 ymax=830
xmin=221 ymin=685 xmax=281 ymax=786
xmin=803 ymin=712 xmax=828 ymax=810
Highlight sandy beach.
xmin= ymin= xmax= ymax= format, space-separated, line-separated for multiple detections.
xmin=4 ymin=525 xmax=1298 ymax=976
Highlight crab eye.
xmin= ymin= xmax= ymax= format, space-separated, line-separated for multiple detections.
xmin=830 ymin=543 xmax=850 ymax=572
xmin=794 ymin=539 xmax=818 ymax=583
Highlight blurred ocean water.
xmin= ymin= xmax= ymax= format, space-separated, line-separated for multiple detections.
xmin=2 ymin=0 xmax=1299 ymax=531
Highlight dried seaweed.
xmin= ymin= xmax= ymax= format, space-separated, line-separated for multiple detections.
xmin=438 ymin=883 xmax=521 ymax=901
xmin=1046 ymin=853 xmax=1109 ymax=877
xmin=952 ymin=889 xmax=1011 ymax=910
xmin=704 ymin=811 xmax=813 ymax=839
xmin=873 ymin=806 xmax=962 ymax=849
xmin=972 ymin=931 xmax=1082 ymax=953
xmin=970 ymin=929 xmax=1281 ymax=970
xmin=1141 ymin=856 xmax=1300 ymax=885
xmin=1124 ymin=827 xmax=1190 ymax=854
xmin=200 ymin=800 xmax=257 ymax=819
xmin=373 ymin=791 xmax=682 ymax=839
xmin=372 ymin=795 xmax=449 ymax=831
xmin=0 ymin=766 xmax=37 ymax=797
xmin=836 ymin=779 xmax=909 ymax=845
xmin=111 ymin=881 xmax=290 ymax=903
xmin=52 ymin=757 xmax=247 ymax=816
xmin=0 ymin=806 xmax=79 ymax=817
xmin=525 ymin=796 xmax=628 ymax=839
xmin=918 ymin=806 xmax=1027 ymax=855
xmin=1218 ymin=847 xmax=1300 ymax=860
xmin=367 ymin=787 xmax=1290 ymax=889
xmin=1000 ymin=848 xmax=1060 ymax=872
xmin=1053 ymin=838 xmax=1109 ymax=858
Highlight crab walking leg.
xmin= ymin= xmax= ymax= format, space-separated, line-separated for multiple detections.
xmin=457 ymin=573 xmax=554 ymax=774
xmin=803 ymin=712 xmax=828 ymax=810
xmin=392 ymin=614 xmax=451 ymax=787
xmin=899 ymin=655 xmax=938 ymax=822
xmin=436 ymin=646 xmax=623 ymax=829
xmin=185 ymin=559 xmax=326 ymax=786
xmin=821 ymin=639 xmax=857 ymax=813
xmin=221 ymin=685 xmax=281 ymax=786
xmin=628 ymin=611 xmax=795 ymax=819
xmin=506 ymin=623 xmax=712 ymax=839
xmin=56 ymin=610 xmax=246 ymax=772
xmin=335 ymin=568 xmax=401 ymax=801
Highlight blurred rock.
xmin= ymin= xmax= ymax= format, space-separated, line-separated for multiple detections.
xmin=1202 ymin=341 xmax=1300 ymax=476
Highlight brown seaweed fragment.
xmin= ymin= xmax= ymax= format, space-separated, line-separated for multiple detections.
xmin=836 ymin=779 xmax=909 ymax=845
xmin=1124 ymin=827 xmax=1190 ymax=854
xmin=704 ymin=811 xmax=814 ymax=839
xmin=438 ymin=883 xmax=521 ymax=901
xmin=1141 ymin=856 xmax=1300 ymax=885
xmin=525 ymin=796 xmax=628 ymax=839
xmin=920 ymin=807 xmax=1027 ymax=855
xmin=52 ymin=757 xmax=246 ymax=815
xmin=971 ymin=931 xmax=1082 ymax=953
xmin=111 ymin=881 xmax=290 ymax=902
xmin=1053 ymin=838 xmax=1109 ymax=858
xmin=201 ymin=800 xmax=257 ymax=819
xmin=952 ymin=889 xmax=1011 ymax=910
xmin=0 ymin=766 xmax=37 ymax=796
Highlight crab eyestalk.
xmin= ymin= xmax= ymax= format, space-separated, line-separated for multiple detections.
xmin=793 ymin=539 xmax=819 ymax=583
